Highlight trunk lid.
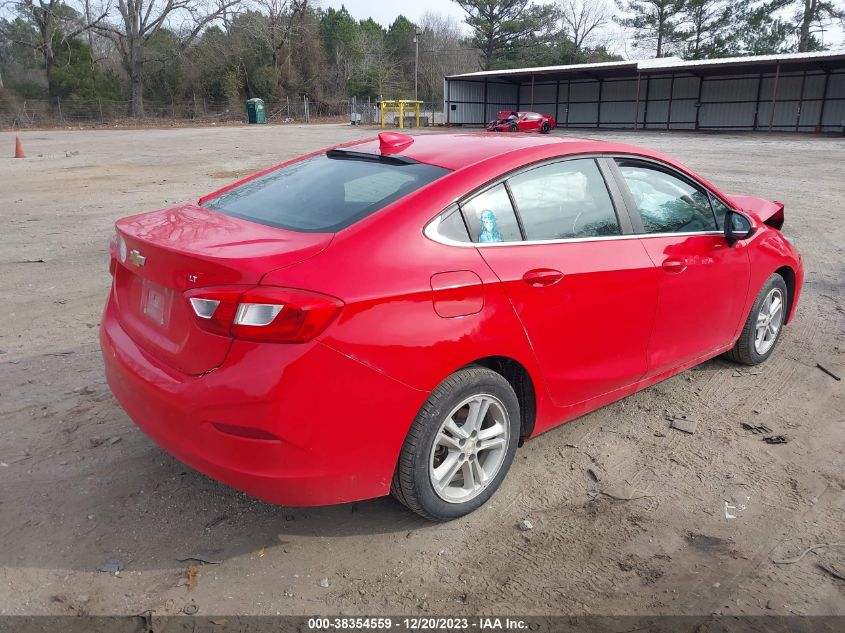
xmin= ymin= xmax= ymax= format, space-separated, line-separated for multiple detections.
xmin=112 ymin=204 xmax=332 ymax=375
xmin=726 ymin=194 xmax=785 ymax=228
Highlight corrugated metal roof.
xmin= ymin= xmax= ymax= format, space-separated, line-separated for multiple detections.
xmin=643 ymin=50 xmax=845 ymax=71
xmin=446 ymin=60 xmax=637 ymax=80
xmin=446 ymin=50 xmax=845 ymax=81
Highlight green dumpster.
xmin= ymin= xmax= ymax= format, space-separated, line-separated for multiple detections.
xmin=246 ymin=98 xmax=266 ymax=124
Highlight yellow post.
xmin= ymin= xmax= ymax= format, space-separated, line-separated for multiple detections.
xmin=377 ymin=100 xmax=423 ymax=128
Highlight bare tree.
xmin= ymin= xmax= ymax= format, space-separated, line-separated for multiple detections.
xmin=252 ymin=0 xmax=307 ymax=84
xmin=351 ymin=25 xmax=398 ymax=98
xmin=417 ymin=11 xmax=479 ymax=102
xmin=94 ymin=0 xmax=240 ymax=116
xmin=558 ymin=0 xmax=609 ymax=55
xmin=1 ymin=0 xmax=109 ymax=96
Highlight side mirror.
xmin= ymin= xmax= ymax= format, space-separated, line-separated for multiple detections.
xmin=724 ymin=210 xmax=754 ymax=244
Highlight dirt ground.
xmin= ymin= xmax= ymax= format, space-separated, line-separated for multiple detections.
xmin=0 ymin=124 xmax=843 ymax=618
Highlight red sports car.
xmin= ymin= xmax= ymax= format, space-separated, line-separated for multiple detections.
xmin=487 ymin=110 xmax=555 ymax=133
xmin=101 ymin=131 xmax=802 ymax=521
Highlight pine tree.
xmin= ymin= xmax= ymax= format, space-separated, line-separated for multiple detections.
xmin=616 ymin=0 xmax=685 ymax=57
xmin=678 ymin=0 xmax=734 ymax=59
xmin=455 ymin=0 xmax=559 ymax=70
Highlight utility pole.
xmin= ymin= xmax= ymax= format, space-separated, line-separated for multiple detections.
xmin=413 ymin=32 xmax=419 ymax=100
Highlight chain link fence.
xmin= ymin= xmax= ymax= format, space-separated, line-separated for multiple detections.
xmin=1 ymin=95 xmax=445 ymax=128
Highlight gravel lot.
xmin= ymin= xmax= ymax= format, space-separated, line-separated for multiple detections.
xmin=0 ymin=124 xmax=843 ymax=617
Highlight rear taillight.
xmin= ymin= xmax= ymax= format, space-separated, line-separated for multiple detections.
xmin=108 ymin=231 xmax=128 ymax=276
xmin=184 ymin=286 xmax=343 ymax=343
xmin=108 ymin=231 xmax=119 ymax=276
xmin=185 ymin=287 xmax=244 ymax=337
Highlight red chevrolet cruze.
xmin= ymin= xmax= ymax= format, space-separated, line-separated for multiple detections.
xmin=101 ymin=131 xmax=802 ymax=520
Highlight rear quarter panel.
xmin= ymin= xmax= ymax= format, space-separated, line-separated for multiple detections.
xmin=260 ymin=199 xmax=543 ymax=394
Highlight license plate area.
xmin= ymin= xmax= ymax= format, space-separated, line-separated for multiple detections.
xmin=141 ymin=279 xmax=173 ymax=327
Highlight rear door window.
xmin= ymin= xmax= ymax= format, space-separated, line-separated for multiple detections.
xmin=507 ymin=158 xmax=621 ymax=240
xmin=204 ymin=152 xmax=449 ymax=233
xmin=433 ymin=207 xmax=472 ymax=243
xmin=460 ymin=184 xmax=522 ymax=243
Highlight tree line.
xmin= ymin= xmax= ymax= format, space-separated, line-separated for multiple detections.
xmin=617 ymin=0 xmax=843 ymax=58
xmin=0 ymin=0 xmax=841 ymax=118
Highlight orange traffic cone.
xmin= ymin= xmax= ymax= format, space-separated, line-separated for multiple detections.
xmin=14 ymin=136 xmax=25 ymax=158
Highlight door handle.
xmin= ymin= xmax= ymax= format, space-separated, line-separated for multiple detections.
xmin=522 ymin=268 xmax=564 ymax=286
xmin=661 ymin=258 xmax=687 ymax=273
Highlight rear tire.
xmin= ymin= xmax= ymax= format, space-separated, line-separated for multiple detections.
xmin=541 ymin=122 xmax=551 ymax=134
xmin=391 ymin=367 xmax=520 ymax=521
xmin=725 ymin=273 xmax=788 ymax=366
xmin=509 ymin=123 xmax=518 ymax=132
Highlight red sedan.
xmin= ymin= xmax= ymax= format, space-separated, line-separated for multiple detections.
xmin=487 ymin=110 xmax=555 ymax=133
xmin=101 ymin=132 xmax=802 ymax=520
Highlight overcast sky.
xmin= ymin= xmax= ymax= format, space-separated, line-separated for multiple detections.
xmin=319 ymin=0 xmax=845 ymax=56
xmin=320 ymin=0 xmax=467 ymax=29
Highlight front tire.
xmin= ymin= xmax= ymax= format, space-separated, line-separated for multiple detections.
xmin=391 ymin=367 xmax=520 ymax=521
xmin=509 ymin=123 xmax=518 ymax=132
xmin=725 ymin=273 xmax=788 ymax=366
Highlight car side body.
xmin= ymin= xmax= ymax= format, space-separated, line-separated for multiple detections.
xmin=486 ymin=111 xmax=556 ymax=133
xmin=101 ymin=132 xmax=802 ymax=510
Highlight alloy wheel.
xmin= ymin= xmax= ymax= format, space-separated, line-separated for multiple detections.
xmin=428 ymin=394 xmax=510 ymax=504
xmin=754 ymin=287 xmax=784 ymax=354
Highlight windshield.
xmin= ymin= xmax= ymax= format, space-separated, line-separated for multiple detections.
xmin=204 ymin=152 xmax=450 ymax=233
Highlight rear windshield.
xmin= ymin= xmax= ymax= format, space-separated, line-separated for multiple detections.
xmin=203 ymin=152 xmax=450 ymax=232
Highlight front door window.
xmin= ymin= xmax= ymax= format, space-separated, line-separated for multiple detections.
xmin=616 ymin=160 xmax=718 ymax=233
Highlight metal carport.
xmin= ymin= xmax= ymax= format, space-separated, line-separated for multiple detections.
xmin=444 ymin=51 xmax=845 ymax=132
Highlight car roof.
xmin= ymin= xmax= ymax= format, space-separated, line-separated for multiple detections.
xmin=343 ymin=132 xmax=655 ymax=172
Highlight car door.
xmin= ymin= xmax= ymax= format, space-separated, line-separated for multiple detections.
xmin=612 ymin=158 xmax=751 ymax=374
xmin=520 ymin=113 xmax=542 ymax=132
xmin=462 ymin=157 xmax=658 ymax=408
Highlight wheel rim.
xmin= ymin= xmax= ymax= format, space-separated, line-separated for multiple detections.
xmin=429 ymin=394 xmax=510 ymax=504
xmin=754 ymin=287 xmax=784 ymax=355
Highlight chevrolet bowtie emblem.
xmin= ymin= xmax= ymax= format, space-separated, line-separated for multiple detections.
xmin=129 ymin=249 xmax=146 ymax=267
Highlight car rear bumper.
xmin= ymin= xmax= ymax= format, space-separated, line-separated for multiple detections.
xmin=100 ymin=294 xmax=428 ymax=506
